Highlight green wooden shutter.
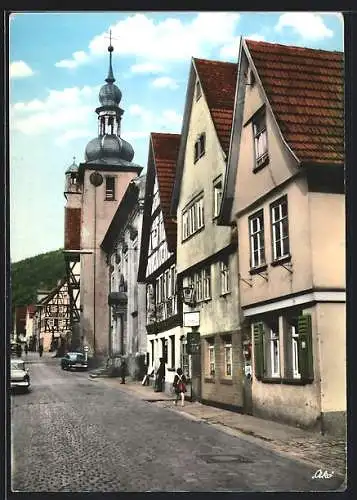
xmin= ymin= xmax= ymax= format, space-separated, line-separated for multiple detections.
xmin=253 ymin=322 xmax=264 ymax=380
xmin=297 ymin=314 xmax=314 ymax=382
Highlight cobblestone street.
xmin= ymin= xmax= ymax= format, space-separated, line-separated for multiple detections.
xmin=11 ymin=355 xmax=345 ymax=492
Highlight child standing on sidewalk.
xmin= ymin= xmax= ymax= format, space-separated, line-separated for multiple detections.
xmin=173 ymin=368 xmax=187 ymax=406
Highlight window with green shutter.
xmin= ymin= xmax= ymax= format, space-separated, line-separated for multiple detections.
xmin=253 ymin=322 xmax=264 ymax=380
xmin=297 ymin=314 xmax=314 ymax=382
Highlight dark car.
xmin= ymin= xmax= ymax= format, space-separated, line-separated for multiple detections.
xmin=61 ymin=352 xmax=88 ymax=371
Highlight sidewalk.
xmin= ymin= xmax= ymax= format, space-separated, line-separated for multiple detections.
xmin=96 ymin=377 xmax=347 ymax=481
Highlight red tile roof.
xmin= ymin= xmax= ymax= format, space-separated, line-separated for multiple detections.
xmin=151 ymin=133 xmax=181 ymax=252
xmin=246 ymin=40 xmax=344 ymax=165
xmin=193 ymin=58 xmax=237 ymax=155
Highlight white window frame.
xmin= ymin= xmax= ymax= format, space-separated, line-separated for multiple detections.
xmin=249 ymin=210 xmax=265 ymax=268
xmin=220 ymin=259 xmax=230 ymax=295
xmin=194 ymin=133 xmax=206 ymax=163
xmin=269 ymin=328 xmax=280 ymax=378
xmin=213 ymin=179 xmax=223 ymax=219
xmin=195 ymin=271 xmax=203 ymax=302
xmin=291 ymin=325 xmax=301 ymax=379
xmin=182 ymin=196 xmax=204 ymax=241
xmin=208 ymin=343 xmax=215 ymax=376
xmin=271 ymin=197 xmax=289 ymax=261
xmin=224 ymin=342 xmax=232 ymax=377
xmin=253 ymin=111 xmax=268 ymax=164
xmin=202 ymin=266 xmax=211 ymax=300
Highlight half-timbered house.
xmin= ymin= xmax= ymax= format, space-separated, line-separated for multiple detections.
xmin=138 ymin=133 xmax=182 ymax=392
xmin=34 ymin=279 xmax=71 ymax=352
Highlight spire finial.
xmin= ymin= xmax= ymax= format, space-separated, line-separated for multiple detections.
xmin=73 ymin=155 xmax=76 ymax=163
xmin=106 ymin=29 xmax=115 ymax=84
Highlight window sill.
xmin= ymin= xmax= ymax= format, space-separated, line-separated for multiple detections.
xmin=253 ymin=154 xmax=269 ymax=173
xmin=249 ymin=263 xmax=268 ymax=275
xmin=204 ymin=377 xmax=215 ymax=384
xmin=167 ymin=368 xmax=176 ymax=372
xmin=258 ymin=376 xmax=313 ymax=386
xmin=220 ymin=378 xmax=233 ymax=385
xmin=219 ymin=291 xmax=231 ymax=298
xmin=270 ymin=255 xmax=291 ymax=267
xmin=105 ymin=198 xmax=116 ymax=202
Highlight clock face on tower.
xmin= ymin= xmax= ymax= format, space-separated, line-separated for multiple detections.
xmin=89 ymin=171 xmax=103 ymax=187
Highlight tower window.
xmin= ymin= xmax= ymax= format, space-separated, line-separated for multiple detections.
xmin=105 ymin=176 xmax=115 ymax=200
xmin=100 ymin=117 xmax=105 ymax=136
xmin=108 ymin=116 xmax=114 ymax=134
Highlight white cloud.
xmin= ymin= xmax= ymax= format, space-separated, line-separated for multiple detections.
xmin=151 ymin=76 xmax=178 ymax=90
xmin=219 ymin=36 xmax=240 ymax=59
xmin=130 ymin=62 xmax=165 ymax=74
xmin=127 ymin=104 xmax=182 ymax=137
xmin=55 ymin=50 xmax=89 ymax=69
xmin=275 ymin=13 xmax=334 ymax=40
xmin=10 ymin=85 xmax=99 ymax=136
xmin=10 ymin=60 xmax=34 ymax=79
xmin=55 ymin=129 xmax=93 ymax=146
xmin=55 ymin=12 xmax=240 ymax=69
xmin=246 ymin=33 xmax=266 ymax=42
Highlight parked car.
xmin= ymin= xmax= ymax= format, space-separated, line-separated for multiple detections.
xmin=61 ymin=352 xmax=88 ymax=371
xmin=10 ymin=358 xmax=30 ymax=392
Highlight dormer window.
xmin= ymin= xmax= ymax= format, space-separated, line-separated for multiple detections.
xmin=253 ymin=108 xmax=269 ymax=171
xmin=194 ymin=133 xmax=205 ymax=163
xmin=195 ymin=80 xmax=202 ymax=101
xmin=105 ymin=176 xmax=115 ymax=200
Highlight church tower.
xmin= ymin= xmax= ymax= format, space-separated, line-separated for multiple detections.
xmin=63 ymin=157 xmax=82 ymax=351
xmin=77 ymin=36 xmax=143 ymax=358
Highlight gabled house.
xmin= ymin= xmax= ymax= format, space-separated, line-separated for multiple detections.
xmin=219 ymin=39 xmax=345 ymax=435
xmin=138 ymin=133 xmax=181 ymax=391
xmin=34 ymin=279 xmax=71 ymax=352
xmin=101 ymin=174 xmax=147 ymax=378
xmin=170 ymin=58 xmax=243 ymax=408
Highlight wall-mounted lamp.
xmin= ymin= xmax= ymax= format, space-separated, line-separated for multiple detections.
xmin=181 ymin=285 xmax=196 ymax=306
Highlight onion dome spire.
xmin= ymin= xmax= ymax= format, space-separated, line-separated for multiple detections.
xmin=106 ymin=30 xmax=115 ymax=84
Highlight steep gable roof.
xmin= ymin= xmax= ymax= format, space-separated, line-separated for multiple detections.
xmin=151 ymin=132 xmax=180 ymax=252
xmin=138 ymin=132 xmax=180 ymax=282
xmin=171 ymin=57 xmax=237 ymax=214
xmin=194 ymin=58 xmax=237 ymax=155
xmin=246 ymin=39 xmax=344 ymax=165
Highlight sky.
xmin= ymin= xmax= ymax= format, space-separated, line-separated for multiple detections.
xmin=9 ymin=11 xmax=344 ymax=263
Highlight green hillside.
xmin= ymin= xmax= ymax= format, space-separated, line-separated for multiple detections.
xmin=11 ymin=249 xmax=66 ymax=311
